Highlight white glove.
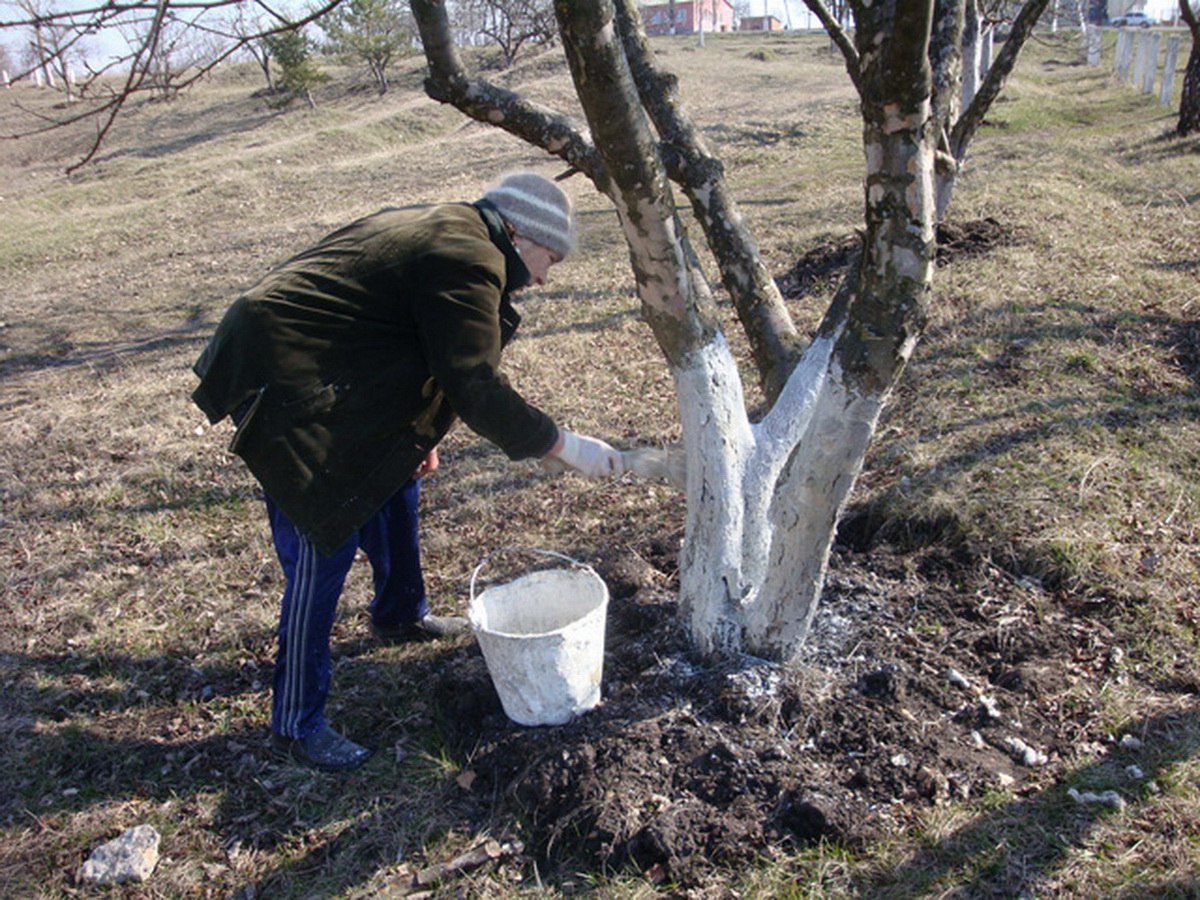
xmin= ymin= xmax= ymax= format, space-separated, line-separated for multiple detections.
xmin=545 ymin=429 xmax=625 ymax=479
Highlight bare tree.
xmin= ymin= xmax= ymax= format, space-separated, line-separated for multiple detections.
xmin=458 ymin=0 xmax=555 ymax=66
xmin=224 ymin=7 xmax=283 ymax=93
xmin=0 ymin=0 xmax=1054 ymax=660
xmin=1179 ymin=0 xmax=1199 ymax=135
xmin=411 ymin=0 xmax=1051 ymax=661
xmin=15 ymin=0 xmax=85 ymax=101
xmin=319 ymin=0 xmax=413 ymax=93
xmin=0 ymin=0 xmax=344 ymax=172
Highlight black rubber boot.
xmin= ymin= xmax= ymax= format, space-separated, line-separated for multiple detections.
xmin=371 ymin=613 xmax=469 ymax=644
xmin=271 ymin=725 xmax=371 ymax=772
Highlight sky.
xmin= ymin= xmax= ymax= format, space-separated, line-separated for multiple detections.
xmin=2 ymin=0 xmax=1188 ymax=73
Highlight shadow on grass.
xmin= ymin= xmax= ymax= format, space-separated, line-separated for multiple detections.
xmin=851 ymin=707 xmax=1200 ymax=897
xmin=0 ymin=636 xmax=471 ymax=892
xmin=0 ymin=619 xmax=674 ymax=896
xmin=0 ymin=321 xmax=212 ymax=383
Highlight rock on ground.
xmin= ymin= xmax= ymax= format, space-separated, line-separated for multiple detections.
xmin=78 ymin=824 xmax=160 ymax=886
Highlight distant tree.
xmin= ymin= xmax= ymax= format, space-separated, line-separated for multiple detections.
xmin=263 ymin=27 xmax=326 ymax=108
xmin=1179 ymin=0 xmax=1199 ymax=135
xmin=0 ymin=0 xmax=344 ymax=172
xmin=16 ymin=0 xmax=86 ymax=101
xmin=116 ymin=14 xmax=212 ymax=100
xmin=319 ymin=0 xmax=413 ymax=94
xmin=459 ymin=0 xmax=555 ymax=67
xmin=225 ymin=7 xmax=283 ymax=93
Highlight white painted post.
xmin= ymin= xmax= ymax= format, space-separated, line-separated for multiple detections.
xmin=1115 ymin=30 xmax=1134 ymax=83
xmin=1160 ymin=36 xmax=1181 ymax=105
xmin=1087 ymin=26 xmax=1102 ymax=66
xmin=1133 ymin=31 xmax=1149 ymax=89
xmin=34 ymin=69 xmax=44 ymax=88
xmin=1141 ymin=32 xmax=1161 ymax=94
xmin=2 ymin=70 xmax=9 ymax=89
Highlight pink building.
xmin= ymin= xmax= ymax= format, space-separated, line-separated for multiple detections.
xmin=641 ymin=1 xmax=736 ymax=36
xmin=740 ymin=15 xmax=784 ymax=31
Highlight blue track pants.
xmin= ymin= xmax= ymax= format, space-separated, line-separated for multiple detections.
xmin=265 ymin=478 xmax=427 ymax=739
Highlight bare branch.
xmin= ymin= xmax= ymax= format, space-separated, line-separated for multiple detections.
xmin=613 ymin=0 xmax=801 ymax=402
xmin=950 ymin=0 xmax=1051 ymax=159
xmin=1 ymin=0 xmax=348 ymax=172
xmin=410 ymin=0 xmax=601 ymax=181
xmin=800 ymin=0 xmax=861 ymax=90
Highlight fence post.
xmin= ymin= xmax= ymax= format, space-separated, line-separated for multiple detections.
xmin=1133 ymin=31 xmax=1149 ymax=89
xmin=1140 ymin=32 xmax=1161 ymax=94
xmin=1160 ymin=36 xmax=1181 ymax=105
xmin=1115 ymin=30 xmax=1134 ymax=83
xmin=1087 ymin=26 xmax=1102 ymax=66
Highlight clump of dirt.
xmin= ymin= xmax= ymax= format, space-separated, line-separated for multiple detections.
xmin=428 ymin=538 xmax=1103 ymax=885
xmin=776 ymin=218 xmax=1021 ymax=300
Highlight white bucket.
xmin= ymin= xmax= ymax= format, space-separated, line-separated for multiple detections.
xmin=469 ymin=551 xmax=609 ymax=726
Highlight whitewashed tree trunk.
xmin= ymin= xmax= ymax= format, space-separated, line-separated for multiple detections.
xmin=412 ymin=0 xmax=1053 ymax=662
xmin=962 ymin=0 xmax=982 ymax=108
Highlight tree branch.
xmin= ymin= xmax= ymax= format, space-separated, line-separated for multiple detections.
xmin=949 ymin=0 xmax=1051 ymax=160
xmin=613 ymin=0 xmax=802 ymax=403
xmin=801 ymin=0 xmax=861 ymax=91
xmin=410 ymin=0 xmax=601 ymax=182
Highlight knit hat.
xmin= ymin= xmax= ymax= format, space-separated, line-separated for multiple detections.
xmin=482 ymin=172 xmax=575 ymax=259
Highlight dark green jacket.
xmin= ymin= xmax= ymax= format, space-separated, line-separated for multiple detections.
xmin=192 ymin=201 xmax=558 ymax=554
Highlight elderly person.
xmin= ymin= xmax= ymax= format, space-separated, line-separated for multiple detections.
xmin=192 ymin=172 xmax=623 ymax=771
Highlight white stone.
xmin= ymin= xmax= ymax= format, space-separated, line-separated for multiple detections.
xmin=78 ymin=824 xmax=160 ymax=885
xmin=1004 ymin=736 xmax=1048 ymax=767
xmin=1067 ymin=787 xmax=1125 ymax=811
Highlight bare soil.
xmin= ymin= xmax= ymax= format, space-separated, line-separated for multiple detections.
xmin=423 ymin=536 xmax=1122 ymax=887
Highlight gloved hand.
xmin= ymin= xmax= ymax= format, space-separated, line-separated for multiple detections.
xmin=544 ymin=429 xmax=625 ymax=479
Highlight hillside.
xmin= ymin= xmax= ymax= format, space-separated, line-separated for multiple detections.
xmin=2 ymin=30 xmax=1199 ymax=898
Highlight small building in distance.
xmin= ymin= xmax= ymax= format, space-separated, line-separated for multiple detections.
xmin=641 ymin=1 xmax=736 ymax=36
xmin=740 ymin=15 xmax=784 ymax=31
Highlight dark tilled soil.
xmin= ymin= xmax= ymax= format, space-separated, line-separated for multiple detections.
xmin=429 ymin=538 xmax=1111 ymax=885
xmin=420 ymin=219 xmax=1089 ymax=886
xmin=776 ymin=217 xmax=1024 ymax=300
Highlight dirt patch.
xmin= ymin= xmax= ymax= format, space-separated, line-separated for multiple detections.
xmin=427 ymin=539 xmax=1106 ymax=885
xmin=776 ymin=217 xmax=1022 ymax=300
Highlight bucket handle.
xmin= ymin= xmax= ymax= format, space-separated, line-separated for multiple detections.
xmin=470 ymin=548 xmax=595 ymax=604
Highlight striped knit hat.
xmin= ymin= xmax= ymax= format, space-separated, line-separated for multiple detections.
xmin=482 ymin=172 xmax=575 ymax=259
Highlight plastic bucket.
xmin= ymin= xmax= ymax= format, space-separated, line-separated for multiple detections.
xmin=469 ymin=550 xmax=609 ymax=726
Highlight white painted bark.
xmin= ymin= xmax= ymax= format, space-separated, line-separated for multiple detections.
xmin=962 ymin=0 xmax=982 ymax=109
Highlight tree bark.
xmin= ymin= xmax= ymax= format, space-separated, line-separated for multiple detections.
xmin=614 ymin=0 xmax=803 ymax=402
xmin=412 ymin=0 xmax=602 ymax=179
xmin=1178 ymin=0 xmax=1200 ymax=136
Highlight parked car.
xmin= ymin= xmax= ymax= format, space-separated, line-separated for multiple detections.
xmin=1110 ymin=11 xmax=1154 ymax=27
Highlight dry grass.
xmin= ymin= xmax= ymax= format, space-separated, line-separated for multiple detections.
xmin=2 ymin=28 xmax=1199 ymax=898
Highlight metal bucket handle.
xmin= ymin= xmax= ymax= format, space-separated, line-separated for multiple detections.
xmin=469 ymin=548 xmax=595 ymax=604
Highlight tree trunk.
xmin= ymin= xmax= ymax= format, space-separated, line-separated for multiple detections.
xmin=410 ymin=0 xmax=1041 ymax=662
xmin=961 ymin=0 xmax=982 ymax=109
xmin=555 ymin=0 xmax=937 ymax=661
xmin=1178 ymin=1 xmax=1200 ymax=136
xmin=939 ymin=0 xmax=1052 ymax=219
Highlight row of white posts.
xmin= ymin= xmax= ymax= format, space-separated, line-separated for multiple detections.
xmin=1089 ymin=27 xmax=1185 ymax=106
xmin=2 ymin=67 xmax=78 ymax=89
